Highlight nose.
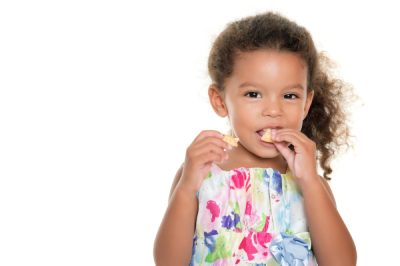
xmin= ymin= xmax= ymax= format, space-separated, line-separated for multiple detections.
xmin=261 ymin=97 xmax=282 ymax=117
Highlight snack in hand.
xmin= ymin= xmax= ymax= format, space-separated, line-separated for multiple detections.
xmin=223 ymin=135 xmax=239 ymax=147
xmin=261 ymin=129 xmax=273 ymax=143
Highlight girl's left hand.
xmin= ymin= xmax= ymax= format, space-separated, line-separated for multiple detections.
xmin=272 ymin=128 xmax=318 ymax=184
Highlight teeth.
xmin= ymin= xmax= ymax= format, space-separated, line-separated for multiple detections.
xmin=258 ymin=128 xmax=272 ymax=135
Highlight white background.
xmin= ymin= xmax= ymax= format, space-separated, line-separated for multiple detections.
xmin=1 ymin=0 xmax=399 ymax=265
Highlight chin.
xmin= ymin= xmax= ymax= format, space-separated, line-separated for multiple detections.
xmin=259 ymin=151 xmax=281 ymax=159
xmin=252 ymin=147 xmax=281 ymax=159
xmin=239 ymin=138 xmax=277 ymax=157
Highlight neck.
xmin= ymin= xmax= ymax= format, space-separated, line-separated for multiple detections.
xmin=217 ymin=143 xmax=288 ymax=173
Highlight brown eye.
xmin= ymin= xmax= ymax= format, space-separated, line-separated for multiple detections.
xmin=245 ymin=91 xmax=261 ymax=98
xmin=284 ymin=94 xmax=298 ymax=99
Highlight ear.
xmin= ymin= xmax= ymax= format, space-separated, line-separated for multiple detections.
xmin=303 ymin=89 xmax=314 ymax=119
xmin=208 ymin=84 xmax=228 ymax=117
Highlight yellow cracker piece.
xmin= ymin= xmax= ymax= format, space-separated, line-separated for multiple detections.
xmin=222 ymin=135 xmax=239 ymax=147
xmin=261 ymin=129 xmax=272 ymax=143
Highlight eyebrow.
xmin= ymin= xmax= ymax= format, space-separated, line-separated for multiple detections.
xmin=238 ymin=82 xmax=264 ymax=89
xmin=238 ymin=82 xmax=305 ymax=90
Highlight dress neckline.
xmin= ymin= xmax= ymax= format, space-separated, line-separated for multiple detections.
xmin=212 ymin=163 xmax=290 ymax=176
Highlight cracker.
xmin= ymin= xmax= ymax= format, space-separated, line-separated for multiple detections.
xmin=222 ymin=135 xmax=239 ymax=147
xmin=261 ymin=129 xmax=272 ymax=143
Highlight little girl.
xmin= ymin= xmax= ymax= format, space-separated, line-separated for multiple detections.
xmin=154 ymin=12 xmax=356 ymax=265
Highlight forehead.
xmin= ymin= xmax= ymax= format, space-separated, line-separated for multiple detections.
xmin=228 ymin=49 xmax=308 ymax=87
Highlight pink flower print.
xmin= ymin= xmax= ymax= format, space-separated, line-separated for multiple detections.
xmin=257 ymin=216 xmax=272 ymax=248
xmin=257 ymin=229 xmax=272 ymax=249
xmin=238 ymin=216 xmax=272 ymax=261
xmin=238 ymin=232 xmax=258 ymax=260
xmin=230 ymin=169 xmax=251 ymax=191
xmin=206 ymin=200 xmax=220 ymax=223
xmin=245 ymin=201 xmax=252 ymax=215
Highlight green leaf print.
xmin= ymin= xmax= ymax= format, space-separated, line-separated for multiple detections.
xmin=205 ymin=234 xmax=231 ymax=262
xmin=233 ymin=202 xmax=242 ymax=230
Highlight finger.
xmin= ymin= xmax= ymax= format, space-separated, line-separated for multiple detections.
xmin=204 ymin=151 xmax=229 ymax=164
xmin=272 ymin=128 xmax=308 ymax=144
xmin=273 ymin=130 xmax=306 ymax=147
xmin=273 ymin=132 xmax=306 ymax=154
xmin=195 ymin=135 xmax=230 ymax=151
xmin=189 ymin=142 xmax=228 ymax=161
xmin=274 ymin=141 xmax=295 ymax=164
xmin=193 ymin=130 xmax=224 ymax=142
xmin=193 ymin=148 xmax=228 ymax=165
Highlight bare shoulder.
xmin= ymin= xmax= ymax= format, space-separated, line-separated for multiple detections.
xmin=319 ymin=175 xmax=336 ymax=207
xmin=168 ymin=164 xmax=184 ymax=201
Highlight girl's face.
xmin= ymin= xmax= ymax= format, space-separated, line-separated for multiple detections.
xmin=210 ymin=49 xmax=314 ymax=161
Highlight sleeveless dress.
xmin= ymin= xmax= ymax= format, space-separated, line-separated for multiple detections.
xmin=190 ymin=164 xmax=318 ymax=266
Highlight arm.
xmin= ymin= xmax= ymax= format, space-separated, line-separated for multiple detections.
xmin=272 ymin=129 xmax=356 ymax=265
xmin=153 ymin=130 xmax=229 ymax=265
xmin=153 ymin=166 xmax=198 ymax=266
xmin=299 ymin=176 xmax=357 ymax=266
xmin=168 ymin=165 xmax=183 ymax=201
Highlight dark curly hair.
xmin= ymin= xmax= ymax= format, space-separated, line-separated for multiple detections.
xmin=208 ymin=12 xmax=354 ymax=180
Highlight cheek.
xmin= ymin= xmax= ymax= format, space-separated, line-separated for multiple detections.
xmin=227 ymin=100 xmax=250 ymax=116
xmin=233 ymin=104 xmax=257 ymax=121
xmin=229 ymin=108 xmax=247 ymax=126
xmin=227 ymin=103 xmax=256 ymax=130
xmin=286 ymin=106 xmax=305 ymax=130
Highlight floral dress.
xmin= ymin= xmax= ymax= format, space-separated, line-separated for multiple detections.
xmin=190 ymin=164 xmax=318 ymax=266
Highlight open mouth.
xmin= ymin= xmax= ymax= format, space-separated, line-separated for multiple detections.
xmin=257 ymin=128 xmax=277 ymax=136
xmin=257 ymin=127 xmax=281 ymax=143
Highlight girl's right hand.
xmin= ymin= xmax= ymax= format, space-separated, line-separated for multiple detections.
xmin=177 ymin=130 xmax=230 ymax=195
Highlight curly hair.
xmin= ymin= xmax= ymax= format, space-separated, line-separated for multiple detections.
xmin=208 ymin=12 xmax=354 ymax=180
